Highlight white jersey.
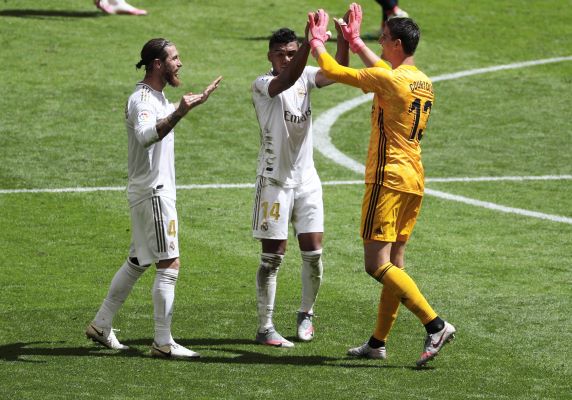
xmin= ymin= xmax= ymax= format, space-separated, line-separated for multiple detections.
xmin=125 ymin=83 xmax=177 ymax=206
xmin=252 ymin=66 xmax=319 ymax=188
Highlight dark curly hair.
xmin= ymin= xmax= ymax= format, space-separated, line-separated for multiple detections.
xmin=268 ymin=28 xmax=299 ymax=50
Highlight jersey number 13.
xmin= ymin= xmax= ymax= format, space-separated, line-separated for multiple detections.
xmin=408 ymin=98 xmax=432 ymax=142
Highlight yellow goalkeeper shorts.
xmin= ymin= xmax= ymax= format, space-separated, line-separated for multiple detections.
xmin=361 ymin=184 xmax=423 ymax=242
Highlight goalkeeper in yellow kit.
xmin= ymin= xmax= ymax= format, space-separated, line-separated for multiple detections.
xmin=307 ymin=4 xmax=456 ymax=366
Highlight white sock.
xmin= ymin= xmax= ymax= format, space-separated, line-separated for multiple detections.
xmin=300 ymin=249 xmax=323 ymax=314
xmin=153 ymin=268 xmax=179 ymax=346
xmin=256 ymin=253 xmax=283 ymax=332
xmin=94 ymin=259 xmax=147 ymax=329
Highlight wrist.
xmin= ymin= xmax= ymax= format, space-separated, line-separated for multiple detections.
xmin=309 ymin=37 xmax=324 ymax=50
xmin=349 ymin=37 xmax=365 ymax=53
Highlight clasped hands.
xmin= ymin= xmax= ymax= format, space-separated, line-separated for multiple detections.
xmin=307 ymin=2 xmax=365 ymax=54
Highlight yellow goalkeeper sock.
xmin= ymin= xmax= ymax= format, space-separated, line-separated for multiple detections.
xmin=373 ymin=284 xmax=401 ymax=342
xmin=372 ymin=262 xmax=437 ymax=325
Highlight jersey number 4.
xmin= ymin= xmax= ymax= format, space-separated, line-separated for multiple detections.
xmin=408 ymin=98 xmax=432 ymax=142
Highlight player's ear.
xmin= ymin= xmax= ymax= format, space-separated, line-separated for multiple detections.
xmin=153 ymin=58 xmax=162 ymax=70
xmin=267 ymin=51 xmax=272 ymax=63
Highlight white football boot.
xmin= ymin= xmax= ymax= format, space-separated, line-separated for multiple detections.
xmin=347 ymin=342 xmax=387 ymax=359
xmin=151 ymin=341 xmax=201 ymax=359
xmin=255 ymin=327 xmax=295 ymax=348
xmin=388 ymin=8 xmax=409 ymax=19
xmin=296 ymin=312 xmax=315 ymax=342
xmin=416 ymin=321 xmax=456 ymax=366
xmin=95 ymin=0 xmax=147 ymax=16
xmin=85 ymin=323 xmax=129 ymax=350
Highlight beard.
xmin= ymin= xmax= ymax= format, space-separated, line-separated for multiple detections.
xmin=164 ymin=66 xmax=181 ymax=87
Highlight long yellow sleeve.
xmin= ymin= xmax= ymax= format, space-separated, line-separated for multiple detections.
xmin=317 ymin=52 xmax=362 ymax=88
xmin=373 ymin=59 xmax=391 ymax=69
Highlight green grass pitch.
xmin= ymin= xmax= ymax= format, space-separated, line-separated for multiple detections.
xmin=0 ymin=0 xmax=571 ymax=399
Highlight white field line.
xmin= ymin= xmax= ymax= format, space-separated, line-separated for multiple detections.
xmin=426 ymin=175 xmax=572 ymax=183
xmin=0 ymin=186 xmax=127 ymax=194
xmin=425 ymin=188 xmax=572 ymax=224
xmin=1 ymin=174 xmax=570 ymax=194
xmin=0 ymin=184 xmax=252 ymax=194
xmin=2 ymin=58 xmax=571 ymax=223
xmin=313 ymin=56 xmax=572 ymax=224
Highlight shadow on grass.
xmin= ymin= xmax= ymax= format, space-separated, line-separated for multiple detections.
xmin=0 ymin=341 xmax=144 ymax=363
xmin=0 ymin=9 xmax=103 ymax=19
xmin=0 ymin=339 xmax=430 ymax=370
xmin=194 ymin=347 xmax=428 ymax=370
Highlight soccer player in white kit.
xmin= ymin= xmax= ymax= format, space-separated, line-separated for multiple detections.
xmin=251 ymin=26 xmax=348 ymax=347
xmin=86 ymin=38 xmax=222 ymax=358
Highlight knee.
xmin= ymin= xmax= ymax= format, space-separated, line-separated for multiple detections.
xmin=364 ymin=262 xmax=378 ymax=276
xmin=301 ymin=249 xmax=323 ymax=271
xmin=260 ymin=253 xmax=283 ymax=272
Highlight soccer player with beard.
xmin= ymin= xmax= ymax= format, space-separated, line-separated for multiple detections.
xmin=86 ymin=38 xmax=222 ymax=359
xmin=251 ymin=26 xmax=348 ymax=347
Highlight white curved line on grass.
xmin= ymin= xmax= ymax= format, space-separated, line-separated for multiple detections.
xmin=313 ymin=56 xmax=572 ymax=174
xmin=425 ymin=188 xmax=572 ymax=224
xmin=313 ymin=56 xmax=572 ymax=224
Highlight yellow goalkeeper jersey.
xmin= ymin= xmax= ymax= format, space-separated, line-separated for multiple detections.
xmin=318 ymin=53 xmax=434 ymax=196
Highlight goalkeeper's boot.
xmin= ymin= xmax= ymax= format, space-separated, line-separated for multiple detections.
xmin=296 ymin=312 xmax=315 ymax=342
xmin=347 ymin=342 xmax=387 ymax=359
xmin=86 ymin=323 xmax=129 ymax=350
xmin=416 ymin=321 xmax=456 ymax=366
xmin=151 ymin=341 xmax=200 ymax=359
xmin=255 ymin=327 xmax=294 ymax=348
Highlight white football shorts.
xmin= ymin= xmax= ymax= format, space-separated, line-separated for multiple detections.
xmin=252 ymin=175 xmax=324 ymax=240
xmin=129 ymin=196 xmax=179 ymax=266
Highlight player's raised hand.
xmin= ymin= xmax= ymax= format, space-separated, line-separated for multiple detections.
xmin=336 ymin=2 xmax=365 ymax=53
xmin=334 ymin=9 xmax=351 ymax=38
xmin=177 ymin=92 xmax=205 ymax=116
xmin=348 ymin=2 xmax=363 ymax=37
xmin=201 ymin=75 xmax=223 ymax=102
xmin=177 ymin=75 xmax=222 ymax=115
xmin=305 ymin=18 xmax=311 ymax=42
xmin=308 ymin=9 xmax=331 ymax=53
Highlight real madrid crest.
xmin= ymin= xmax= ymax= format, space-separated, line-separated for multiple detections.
xmin=261 ymin=221 xmax=269 ymax=231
